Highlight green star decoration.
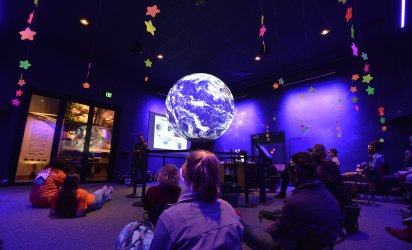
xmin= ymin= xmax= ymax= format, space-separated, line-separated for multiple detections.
xmin=144 ymin=59 xmax=152 ymax=67
xmin=380 ymin=117 xmax=386 ymax=124
xmin=362 ymin=74 xmax=373 ymax=83
xmin=351 ymin=24 xmax=354 ymax=39
xmin=19 ymin=60 xmax=31 ymax=70
xmin=338 ymin=0 xmax=347 ymax=4
xmin=379 ymin=138 xmax=385 ymax=143
xmin=351 ymin=97 xmax=358 ymax=103
xmin=309 ymin=87 xmax=315 ymax=93
xmin=366 ymin=86 xmax=375 ymax=95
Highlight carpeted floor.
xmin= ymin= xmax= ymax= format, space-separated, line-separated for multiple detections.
xmin=0 ymin=183 xmax=411 ymax=250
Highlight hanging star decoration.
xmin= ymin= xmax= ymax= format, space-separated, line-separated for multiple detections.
xmin=382 ymin=126 xmax=387 ymax=132
xmin=351 ymin=96 xmax=358 ymax=103
xmin=19 ymin=60 xmax=31 ymax=70
xmin=338 ymin=0 xmax=347 ymax=4
xmin=34 ymin=0 xmax=38 ymax=7
xmin=351 ymin=42 xmax=358 ymax=56
xmin=337 ymin=133 xmax=342 ymax=138
xmin=19 ymin=27 xmax=37 ymax=41
xmin=300 ymin=94 xmax=305 ymax=99
xmin=16 ymin=90 xmax=23 ymax=96
xmin=378 ymin=106 xmax=385 ymax=116
xmin=379 ymin=138 xmax=385 ymax=143
xmin=144 ymin=59 xmax=152 ymax=67
xmin=361 ymin=52 xmax=368 ymax=60
xmin=12 ymin=98 xmax=21 ymax=106
xmin=83 ymin=82 xmax=90 ymax=89
xmin=380 ymin=117 xmax=386 ymax=124
xmin=355 ymin=105 xmax=359 ymax=111
xmin=364 ymin=64 xmax=370 ymax=73
xmin=259 ymin=25 xmax=266 ymax=36
xmin=350 ymin=86 xmax=357 ymax=93
xmin=309 ymin=87 xmax=315 ymax=93
xmin=27 ymin=11 xmax=34 ymax=24
xmin=273 ymin=83 xmax=279 ymax=89
xmin=345 ymin=7 xmax=352 ymax=22
xmin=144 ymin=76 xmax=149 ymax=82
xmin=17 ymin=79 xmax=26 ymax=86
xmin=366 ymin=86 xmax=375 ymax=95
xmin=362 ymin=74 xmax=373 ymax=83
xmin=278 ymin=78 xmax=285 ymax=85
xmin=352 ymin=74 xmax=360 ymax=81
xmin=146 ymin=5 xmax=160 ymax=18
xmin=350 ymin=24 xmax=354 ymax=39
xmin=145 ymin=20 xmax=156 ymax=36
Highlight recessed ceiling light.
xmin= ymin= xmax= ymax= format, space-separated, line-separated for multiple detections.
xmin=320 ymin=29 xmax=330 ymax=36
xmin=157 ymin=54 xmax=164 ymax=59
xmin=80 ymin=18 xmax=90 ymax=26
xmin=254 ymin=56 xmax=261 ymax=61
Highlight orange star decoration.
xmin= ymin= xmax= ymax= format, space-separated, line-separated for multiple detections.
xmin=345 ymin=7 xmax=352 ymax=22
xmin=352 ymin=74 xmax=359 ymax=81
xmin=83 ymin=82 xmax=90 ymax=89
xmin=381 ymin=126 xmax=387 ymax=132
xmin=144 ymin=76 xmax=149 ymax=82
xmin=272 ymin=83 xmax=279 ymax=89
xmin=146 ymin=5 xmax=160 ymax=18
xmin=350 ymin=86 xmax=357 ymax=93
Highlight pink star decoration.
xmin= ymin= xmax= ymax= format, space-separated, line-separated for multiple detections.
xmin=351 ymin=42 xmax=358 ymax=56
xmin=16 ymin=90 xmax=23 ymax=96
xmin=378 ymin=106 xmax=385 ymax=116
xmin=350 ymin=86 xmax=357 ymax=93
xmin=146 ymin=5 xmax=160 ymax=18
xmin=355 ymin=105 xmax=359 ymax=111
xmin=259 ymin=25 xmax=266 ymax=36
xmin=12 ymin=98 xmax=20 ymax=106
xmin=19 ymin=27 xmax=37 ymax=41
xmin=17 ymin=79 xmax=26 ymax=86
xmin=364 ymin=64 xmax=370 ymax=73
xmin=28 ymin=11 xmax=34 ymax=24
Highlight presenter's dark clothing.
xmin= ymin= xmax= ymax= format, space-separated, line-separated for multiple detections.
xmin=266 ymin=180 xmax=342 ymax=249
xmin=131 ymin=141 xmax=147 ymax=185
xmin=143 ymin=184 xmax=181 ymax=225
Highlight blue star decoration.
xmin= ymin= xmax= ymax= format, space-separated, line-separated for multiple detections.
xmin=361 ymin=52 xmax=368 ymax=61
xmin=278 ymin=78 xmax=285 ymax=85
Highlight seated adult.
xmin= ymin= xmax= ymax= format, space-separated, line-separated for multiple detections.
xmin=363 ymin=141 xmax=385 ymax=205
xmin=328 ymin=148 xmax=340 ymax=168
xmin=149 ymin=150 xmax=243 ymax=250
xmin=242 ymin=152 xmax=342 ymax=250
xmin=142 ymin=164 xmax=181 ymax=226
xmin=49 ymin=175 xmax=113 ymax=218
xmin=394 ymin=150 xmax=412 ymax=180
xmin=29 ymin=158 xmax=67 ymax=208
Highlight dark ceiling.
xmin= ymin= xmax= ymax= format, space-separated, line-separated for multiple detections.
xmin=1 ymin=0 xmax=403 ymax=97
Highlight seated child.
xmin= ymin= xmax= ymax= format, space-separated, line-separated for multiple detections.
xmin=50 ymin=175 xmax=113 ymax=218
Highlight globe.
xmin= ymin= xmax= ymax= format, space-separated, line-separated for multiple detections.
xmin=165 ymin=73 xmax=235 ymax=142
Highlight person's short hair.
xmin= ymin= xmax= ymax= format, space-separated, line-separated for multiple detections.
xmin=157 ymin=164 xmax=180 ymax=187
xmin=313 ymin=144 xmax=327 ymax=159
xmin=183 ymin=150 xmax=220 ymax=202
xmin=47 ymin=158 xmax=67 ymax=173
xmin=329 ymin=148 xmax=338 ymax=157
xmin=290 ymin=152 xmax=318 ymax=178
xmin=369 ymin=141 xmax=381 ymax=152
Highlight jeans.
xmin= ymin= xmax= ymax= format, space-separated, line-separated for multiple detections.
xmin=88 ymin=187 xmax=111 ymax=211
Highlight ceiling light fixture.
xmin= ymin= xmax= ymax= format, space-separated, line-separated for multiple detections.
xmin=254 ymin=56 xmax=261 ymax=61
xmin=157 ymin=54 xmax=164 ymax=59
xmin=80 ymin=18 xmax=90 ymax=26
xmin=320 ymin=29 xmax=330 ymax=36
xmin=401 ymin=0 xmax=405 ymax=28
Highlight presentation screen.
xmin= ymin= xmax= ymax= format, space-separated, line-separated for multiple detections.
xmin=147 ymin=112 xmax=191 ymax=150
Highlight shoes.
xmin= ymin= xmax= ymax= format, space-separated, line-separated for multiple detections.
xmin=385 ymin=225 xmax=412 ymax=243
xmin=274 ymin=193 xmax=286 ymax=199
xmin=402 ymin=216 xmax=412 ymax=225
xmin=258 ymin=209 xmax=282 ymax=222
xmin=107 ymin=186 xmax=114 ymax=200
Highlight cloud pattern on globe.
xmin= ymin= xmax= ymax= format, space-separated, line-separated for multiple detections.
xmin=166 ymin=73 xmax=235 ymax=142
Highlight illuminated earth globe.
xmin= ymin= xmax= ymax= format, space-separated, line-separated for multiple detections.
xmin=165 ymin=73 xmax=235 ymax=142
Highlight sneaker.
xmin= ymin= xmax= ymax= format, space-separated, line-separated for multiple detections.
xmin=107 ymin=186 xmax=114 ymax=200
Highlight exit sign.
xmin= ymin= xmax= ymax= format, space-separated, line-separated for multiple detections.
xmin=105 ymin=92 xmax=112 ymax=98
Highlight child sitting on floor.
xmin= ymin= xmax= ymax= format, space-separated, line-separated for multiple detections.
xmin=50 ymin=175 xmax=113 ymax=218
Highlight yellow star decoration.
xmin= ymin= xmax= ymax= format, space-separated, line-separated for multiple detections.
xmin=144 ymin=59 xmax=152 ymax=67
xmin=34 ymin=0 xmax=38 ymax=6
xmin=145 ymin=20 xmax=156 ymax=36
xmin=272 ymin=83 xmax=279 ymax=89
xmin=379 ymin=138 xmax=385 ymax=143
xmin=309 ymin=87 xmax=315 ymax=93
xmin=300 ymin=94 xmax=305 ymax=99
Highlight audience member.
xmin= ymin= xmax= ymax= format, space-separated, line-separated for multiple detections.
xmin=49 ymin=175 xmax=113 ymax=218
xmin=328 ymin=148 xmax=340 ymax=168
xmin=243 ymin=152 xmax=342 ymax=249
xmin=129 ymin=135 xmax=148 ymax=187
xmin=364 ymin=141 xmax=385 ymax=206
xmin=29 ymin=158 xmax=67 ymax=208
xmin=150 ymin=150 xmax=243 ymax=250
xmin=143 ymin=164 xmax=181 ymax=226
xmin=313 ymin=143 xmax=327 ymax=165
xmin=385 ymin=224 xmax=412 ymax=244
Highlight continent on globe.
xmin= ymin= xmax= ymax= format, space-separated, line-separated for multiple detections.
xmin=165 ymin=73 xmax=235 ymax=142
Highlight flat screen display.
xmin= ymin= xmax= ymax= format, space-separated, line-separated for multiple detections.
xmin=147 ymin=112 xmax=190 ymax=150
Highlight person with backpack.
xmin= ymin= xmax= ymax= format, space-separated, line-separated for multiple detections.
xmin=142 ymin=164 xmax=181 ymax=226
xmin=49 ymin=175 xmax=113 ymax=218
xmin=29 ymin=158 xmax=67 ymax=208
xmin=149 ymin=150 xmax=243 ymax=250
